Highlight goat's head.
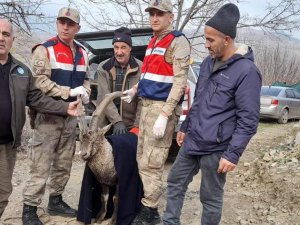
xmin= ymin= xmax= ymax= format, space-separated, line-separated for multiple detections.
xmin=78 ymin=91 xmax=123 ymax=160
xmin=79 ymin=123 xmax=112 ymax=160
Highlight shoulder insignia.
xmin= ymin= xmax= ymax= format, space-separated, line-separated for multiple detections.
xmin=16 ymin=66 xmax=25 ymax=75
xmin=33 ymin=60 xmax=45 ymax=67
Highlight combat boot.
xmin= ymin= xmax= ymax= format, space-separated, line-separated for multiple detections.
xmin=22 ymin=204 xmax=43 ymax=225
xmin=47 ymin=194 xmax=77 ymax=217
xmin=131 ymin=205 xmax=161 ymax=225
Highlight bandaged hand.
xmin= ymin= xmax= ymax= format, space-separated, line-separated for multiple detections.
xmin=121 ymin=86 xmax=137 ymax=103
xmin=152 ymin=114 xmax=168 ymax=139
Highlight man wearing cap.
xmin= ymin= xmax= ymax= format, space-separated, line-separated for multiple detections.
xmin=163 ymin=3 xmax=262 ymax=225
xmin=75 ymin=27 xmax=143 ymax=225
xmin=0 ymin=19 xmax=80 ymax=220
xmin=96 ymin=27 xmax=142 ymax=134
xmin=122 ymin=0 xmax=191 ymax=224
xmin=22 ymin=7 xmax=90 ymax=225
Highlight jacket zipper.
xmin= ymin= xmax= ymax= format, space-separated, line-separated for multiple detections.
xmin=210 ymin=82 xmax=218 ymax=101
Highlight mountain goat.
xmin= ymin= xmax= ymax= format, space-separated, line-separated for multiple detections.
xmin=78 ymin=91 xmax=123 ymax=224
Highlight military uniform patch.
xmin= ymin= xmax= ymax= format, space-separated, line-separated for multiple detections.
xmin=17 ymin=67 xmax=25 ymax=75
xmin=34 ymin=60 xmax=45 ymax=67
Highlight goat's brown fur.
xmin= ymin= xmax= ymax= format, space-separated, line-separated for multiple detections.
xmin=78 ymin=92 xmax=123 ymax=224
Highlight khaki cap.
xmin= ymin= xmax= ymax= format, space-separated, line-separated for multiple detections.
xmin=57 ymin=7 xmax=80 ymax=24
xmin=145 ymin=0 xmax=173 ymax=13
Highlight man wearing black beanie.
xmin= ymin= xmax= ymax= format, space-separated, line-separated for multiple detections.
xmin=163 ymin=3 xmax=262 ymax=225
xmin=97 ymin=27 xmax=142 ymax=135
xmin=205 ymin=3 xmax=240 ymax=38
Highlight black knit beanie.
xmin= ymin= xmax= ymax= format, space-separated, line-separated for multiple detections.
xmin=205 ymin=3 xmax=240 ymax=38
xmin=112 ymin=27 xmax=132 ymax=47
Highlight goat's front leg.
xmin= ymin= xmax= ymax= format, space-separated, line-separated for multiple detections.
xmin=108 ymin=185 xmax=118 ymax=225
xmin=95 ymin=184 xmax=110 ymax=223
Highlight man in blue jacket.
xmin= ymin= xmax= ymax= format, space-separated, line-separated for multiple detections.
xmin=163 ymin=3 xmax=262 ymax=225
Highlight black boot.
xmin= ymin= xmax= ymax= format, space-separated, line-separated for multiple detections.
xmin=47 ymin=194 xmax=77 ymax=217
xmin=22 ymin=204 xmax=43 ymax=225
xmin=131 ymin=205 xmax=161 ymax=225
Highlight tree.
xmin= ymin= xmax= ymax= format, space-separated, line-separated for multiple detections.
xmin=70 ymin=0 xmax=300 ymax=42
xmin=68 ymin=0 xmax=300 ymax=60
xmin=255 ymin=42 xmax=300 ymax=85
xmin=0 ymin=0 xmax=46 ymax=35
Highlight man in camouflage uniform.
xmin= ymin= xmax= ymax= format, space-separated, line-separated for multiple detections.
xmin=0 ymin=19 xmax=80 ymax=220
xmin=123 ymin=0 xmax=191 ymax=224
xmin=22 ymin=7 xmax=90 ymax=225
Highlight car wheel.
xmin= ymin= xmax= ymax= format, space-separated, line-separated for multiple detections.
xmin=278 ymin=108 xmax=289 ymax=124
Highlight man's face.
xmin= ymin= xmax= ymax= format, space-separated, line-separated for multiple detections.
xmin=149 ymin=9 xmax=173 ymax=33
xmin=204 ymin=26 xmax=227 ymax=60
xmin=0 ymin=20 xmax=14 ymax=59
xmin=114 ymin=42 xmax=131 ymax=66
xmin=56 ymin=18 xmax=80 ymax=43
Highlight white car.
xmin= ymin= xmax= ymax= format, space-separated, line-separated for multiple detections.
xmin=176 ymin=61 xmax=200 ymax=133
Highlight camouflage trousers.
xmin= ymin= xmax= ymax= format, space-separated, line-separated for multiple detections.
xmin=137 ymin=99 xmax=180 ymax=208
xmin=23 ymin=113 xmax=77 ymax=206
xmin=0 ymin=143 xmax=16 ymax=217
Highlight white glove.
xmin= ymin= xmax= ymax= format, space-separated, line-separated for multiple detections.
xmin=81 ymin=93 xmax=89 ymax=104
xmin=121 ymin=87 xmax=137 ymax=103
xmin=70 ymin=86 xmax=89 ymax=104
xmin=152 ymin=114 xmax=168 ymax=139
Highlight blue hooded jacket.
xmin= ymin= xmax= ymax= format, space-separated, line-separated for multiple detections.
xmin=180 ymin=44 xmax=262 ymax=164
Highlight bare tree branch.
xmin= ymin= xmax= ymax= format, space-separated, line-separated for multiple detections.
xmin=70 ymin=0 xmax=300 ymax=41
xmin=0 ymin=0 xmax=47 ymax=35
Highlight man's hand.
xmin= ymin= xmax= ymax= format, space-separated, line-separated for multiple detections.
xmin=70 ymin=86 xmax=89 ymax=104
xmin=217 ymin=157 xmax=236 ymax=173
xmin=113 ymin=121 xmax=127 ymax=135
xmin=152 ymin=114 xmax=168 ymax=139
xmin=121 ymin=87 xmax=137 ymax=103
xmin=176 ymin=131 xmax=186 ymax=146
xmin=67 ymin=100 xmax=82 ymax=116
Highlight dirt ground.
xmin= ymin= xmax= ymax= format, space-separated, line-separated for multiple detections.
xmin=1 ymin=119 xmax=299 ymax=225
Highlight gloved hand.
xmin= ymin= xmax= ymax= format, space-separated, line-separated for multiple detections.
xmin=70 ymin=86 xmax=89 ymax=104
xmin=113 ymin=121 xmax=127 ymax=135
xmin=152 ymin=114 xmax=168 ymax=139
xmin=80 ymin=93 xmax=90 ymax=105
xmin=121 ymin=87 xmax=137 ymax=103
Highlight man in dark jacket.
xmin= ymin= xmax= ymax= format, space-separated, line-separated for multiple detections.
xmin=0 ymin=19 xmax=79 ymax=218
xmin=96 ymin=27 xmax=142 ymax=134
xmin=163 ymin=3 xmax=262 ymax=225
xmin=77 ymin=27 xmax=143 ymax=225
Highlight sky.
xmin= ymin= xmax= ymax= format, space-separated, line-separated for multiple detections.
xmin=38 ymin=0 xmax=300 ymax=40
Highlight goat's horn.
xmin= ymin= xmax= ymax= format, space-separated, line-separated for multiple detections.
xmin=89 ymin=91 xmax=123 ymax=131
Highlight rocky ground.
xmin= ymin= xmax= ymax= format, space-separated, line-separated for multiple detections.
xmin=1 ymin=119 xmax=299 ymax=225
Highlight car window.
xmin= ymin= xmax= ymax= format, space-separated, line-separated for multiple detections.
xmin=88 ymin=63 xmax=99 ymax=80
xmin=286 ymin=89 xmax=295 ymax=98
xmin=292 ymin=90 xmax=300 ymax=99
xmin=191 ymin=65 xmax=200 ymax=77
xmin=188 ymin=64 xmax=199 ymax=83
xmin=260 ymin=87 xmax=281 ymax=96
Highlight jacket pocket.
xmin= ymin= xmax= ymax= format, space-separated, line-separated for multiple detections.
xmin=147 ymin=146 xmax=169 ymax=169
xmin=209 ymin=79 xmax=235 ymax=109
xmin=217 ymin=119 xmax=236 ymax=143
